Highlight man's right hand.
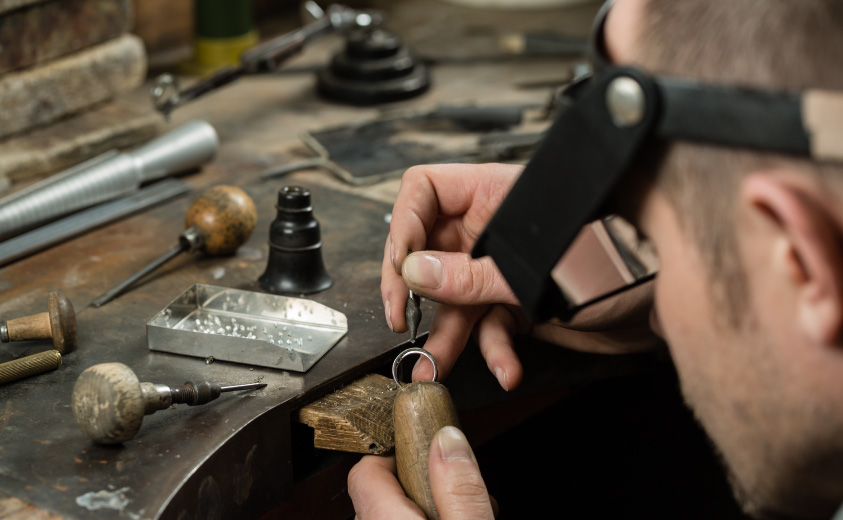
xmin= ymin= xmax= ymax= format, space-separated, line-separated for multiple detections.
xmin=382 ymin=163 xmax=663 ymax=391
xmin=382 ymin=163 xmax=528 ymax=388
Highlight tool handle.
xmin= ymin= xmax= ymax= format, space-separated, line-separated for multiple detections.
xmin=183 ymin=185 xmax=257 ymax=256
xmin=73 ymin=362 xmax=146 ymax=444
xmin=5 ymin=312 xmax=51 ymax=342
xmin=394 ymin=381 xmax=460 ymax=520
xmin=0 ymin=350 xmax=61 ymax=385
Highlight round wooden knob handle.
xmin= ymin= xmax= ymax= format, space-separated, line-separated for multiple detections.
xmin=3 ymin=291 xmax=77 ymax=353
xmin=48 ymin=291 xmax=77 ymax=353
xmin=72 ymin=363 xmax=145 ymax=445
xmin=184 ymin=185 xmax=258 ymax=256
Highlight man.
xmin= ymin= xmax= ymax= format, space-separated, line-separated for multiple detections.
xmin=349 ymin=0 xmax=843 ymax=518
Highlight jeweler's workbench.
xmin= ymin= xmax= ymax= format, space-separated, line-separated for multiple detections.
xmin=0 ymin=2 xmax=665 ymax=518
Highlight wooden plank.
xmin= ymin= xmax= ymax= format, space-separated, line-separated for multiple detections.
xmin=133 ymin=0 xmax=194 ymax=67
xmin=0 ymin=0 xmax=131 ymax=75
xmin=0 ymin=33 xmax=146 ymax=139
xmin=0 ymin=98 xmax=162 ymax=185
xmin=295 ymin=374 xmax=398 ymax=454
xmin=0 ymin=0 xmax=47 ymax=16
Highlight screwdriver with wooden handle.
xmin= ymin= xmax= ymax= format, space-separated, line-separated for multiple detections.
xmin=392 ymin=348 xmax=460 ymax=520
xmin=72 ymin=362 xmax=266 ymax=444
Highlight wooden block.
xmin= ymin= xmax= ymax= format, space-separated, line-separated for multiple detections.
xmin=0 ymin=33 xmax=146 ymax=139
xmin=295 ymin=373 xmax=398 ymax=454
xmin=133 ymin=0 xmax=194 ymax=67
xmin=0 ymin=0 xmax=131 ymax=75
xmin=0 ymin=98 xmax=163 ymax=184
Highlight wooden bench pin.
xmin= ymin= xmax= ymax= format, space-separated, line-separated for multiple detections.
xmin=0 ymin=290 xmax=77 ymax=353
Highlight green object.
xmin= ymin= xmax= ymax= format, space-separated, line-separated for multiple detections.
xmin=195 ymin=0 xmax=254 ymax=39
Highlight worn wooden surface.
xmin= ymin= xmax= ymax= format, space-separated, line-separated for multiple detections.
xmin=296 ymin=373 xmax=398 ymax=454
xmin=0 ymin=33 xmax=146 ymax=139
xmin=0 ymin=0 xmax=131 ymax=75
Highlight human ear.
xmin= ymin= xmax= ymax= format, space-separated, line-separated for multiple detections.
xmin=742 ymin=174 xmax=843 ymax=344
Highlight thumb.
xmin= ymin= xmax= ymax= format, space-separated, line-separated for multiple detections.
xmin=428 ymin=426 xmax=495 ymax=520
xmin=402 ymin=252 xmax=518 ymax=306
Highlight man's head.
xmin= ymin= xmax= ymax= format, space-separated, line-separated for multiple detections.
xmin=606 ymin=0 xmax=843 ymax=518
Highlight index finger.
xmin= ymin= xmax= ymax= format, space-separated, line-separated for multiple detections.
xmin=389 ymin=163 xmax=522 ymax=274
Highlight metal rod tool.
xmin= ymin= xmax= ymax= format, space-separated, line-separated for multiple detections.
xmin=406 ymin=290 xmax=421 ymax=343
xmin=150 ymin=2 xmax=383 ymax=116
xmin=72 ymin=362 xmax=266 ymax=444
xmin=0 ymin=178 xmax=190 ymax=267
xmin=0 ymin=120 xmax=218 ymax=240
xmin=0 ymin=350 xmax=62 ymax=385
xmin=91 ymin=185 xmax=257 ymax=307
xmin=405 ymin=249 xmax=423 ymax=343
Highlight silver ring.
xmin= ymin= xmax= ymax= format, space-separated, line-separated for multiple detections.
xmin=392 ymin=347 xmax=438 ymax=387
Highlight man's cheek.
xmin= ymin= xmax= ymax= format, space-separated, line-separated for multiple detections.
xmin=649 ymin=306 xmax=665 ymax=338
xmin=652 ymin=272 xmax=687 ymax=348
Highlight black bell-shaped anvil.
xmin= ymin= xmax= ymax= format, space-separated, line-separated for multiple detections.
xmin=259 ymin=186 xmax=333 ymax=295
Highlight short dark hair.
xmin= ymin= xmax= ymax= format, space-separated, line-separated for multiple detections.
xmin=633 ymin=0 xmax=843 ymax=326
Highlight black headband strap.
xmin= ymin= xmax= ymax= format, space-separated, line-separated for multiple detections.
xmin=472 ymin=67 xmax=660 ymax=320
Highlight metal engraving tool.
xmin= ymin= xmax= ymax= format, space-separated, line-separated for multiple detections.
xmin=72 ymin=362 xmax=266 ymax=444
xmin=404 ymin=248 xmax=423 ymax=343
xmin=149 ymin=2 xmax=383 ymax=116
xmin=0 ymin=120 xmax=218 ymax=240
xmin=406 ymin=290 xmax=421 ymax=343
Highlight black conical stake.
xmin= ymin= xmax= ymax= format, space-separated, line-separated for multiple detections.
xmin=259 ymin=186 xmax=333 ymax=294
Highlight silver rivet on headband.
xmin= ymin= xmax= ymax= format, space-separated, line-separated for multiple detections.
xmin=392 ymin=347 xmax=438 ymax=387
xmin=606 ymin=76 xmax=645 ymax=127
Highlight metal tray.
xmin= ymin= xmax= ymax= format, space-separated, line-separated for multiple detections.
xmin=147 ymin=284 xmax=348 ymax=371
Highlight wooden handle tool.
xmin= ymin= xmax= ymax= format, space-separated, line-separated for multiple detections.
xmin=392 ymin=348 xmax=459 ymax=520
xmin=0 ymin=290 xmax=77 ymax=353
xmin=72 ymin=362 xmax=267 ymax=444
xmin=91 ymin=185 xmax=257 ymax=307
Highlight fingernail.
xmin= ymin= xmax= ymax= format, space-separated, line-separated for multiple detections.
xmin=403 ymin=254 xmax=442 ymax=289
xmin=494 ymin=367 xmax=509 ymax=391
xmin=385 ymin=298 xmax=393 ymax=331
xmin=438 ymin=426 xmax=474 ymax=461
